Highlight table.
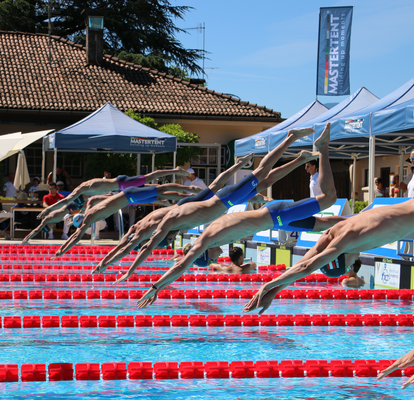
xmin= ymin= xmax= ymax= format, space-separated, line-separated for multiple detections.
xmin=11 ymin=208 xmax=44 ymax=240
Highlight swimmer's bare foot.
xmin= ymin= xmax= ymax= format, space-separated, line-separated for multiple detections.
xmin=314 ymin=122 xmax=331 ymax=151
xmin=288 ymin=127 xmax=315 ymax=140
xmin=238 ymin=152 xmax=254 ymax=166
xmin=173 ymin=167 xmax=191 ymax=177
xmin=298 ymin=150 xmax=319 ymax=162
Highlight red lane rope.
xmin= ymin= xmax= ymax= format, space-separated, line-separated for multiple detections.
xmin=0 ymin=289 xmax=412 ymax=300
xmin=1 ymin=359 xmax=410 ymax=381
xmin=2 ymin=314 xmax=413 ymax=328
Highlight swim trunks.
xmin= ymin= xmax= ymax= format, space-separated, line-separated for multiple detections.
xmin=176 ymin=187 xmax=215 ymax=206
xmin=117 ymin=175 xmax=146 ymax=191
xmin=264 ymin=197 xmax=321 ymax=231
xmin=66 ymin=201 xmax=80 ymax=213
xmin=194 ymin=249 xmax=212 ymax=267
xmin=215 ymin=173 xmax=259 ymax=209
xmin=123 ymin=186 xmax=158 ymax=205
xmin=320 ymin=254 xmax=349 ymax=277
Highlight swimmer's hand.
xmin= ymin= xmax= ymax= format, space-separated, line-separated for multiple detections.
xmin=378 ymin=348 xmax=414 ymax=389
xmin=113 ymin=272 xmax=131 ymax=285
xmin=136 ymin=286 xmax=158 ymax=309
xmin=243 ymin=285 xmax=282 ymax=315
xmin=37 ymin=208 xmax=51 ymax=220
xmin=92 ymin=262 xmax=107 ymax=274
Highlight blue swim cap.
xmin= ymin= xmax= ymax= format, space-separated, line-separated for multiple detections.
xmin=320 ymin=254 xmax=346 ymax=277
xmin=73 ymin=213 xmax=85 ymax=228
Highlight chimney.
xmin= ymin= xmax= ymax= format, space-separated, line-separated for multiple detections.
xmin=82 ymin=9 xmax=106 ymax=65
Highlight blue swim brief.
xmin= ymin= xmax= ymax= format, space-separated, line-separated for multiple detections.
xmin=176 ymin=188 xmax=215 ymax=206
xmin=215 ymin=173 xmax=259 ymax=209
xmin=123 ymin=186 xmax=158 ymax=205
xmin=264 ymin=197 xmax=321 ymax=231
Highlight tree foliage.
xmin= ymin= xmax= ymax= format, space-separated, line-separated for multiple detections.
xmin=0 ymin=0 xmax=204 ymax=76
xmin=84 ymin=111 xmax=201 ymax=178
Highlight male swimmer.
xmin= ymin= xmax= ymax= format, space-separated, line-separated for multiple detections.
xmin=53 ymin=183 xmax=201 ymax=258
xmin=113 ymin=125 xmax=322 ymax=285
xmin=37 ymin=167 xmax=191 ymax=220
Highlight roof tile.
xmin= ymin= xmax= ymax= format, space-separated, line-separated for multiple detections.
xmin=0 ymin=31 xmax=280 ymax=118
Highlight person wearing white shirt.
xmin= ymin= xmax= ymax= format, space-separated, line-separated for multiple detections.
xmin=184 ymin=168 xmax=207 ymax=190
xmin=401 ymin=153 xmax=414 ymax=197
xmin=305 ymin=160 xmax=322 ymax=198
xmin=2 ymin=173 xmax=17 ymax=198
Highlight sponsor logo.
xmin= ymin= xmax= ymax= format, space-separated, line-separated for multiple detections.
xmin=251 ymin=179 xmax=258 ymax=188
xmin=344 ymin=118 xmax=364 ymax=132
xmin=277 ymin=215 xmax=283 ymax=227
xmin=228 ymin=200 xmax=234 ymax=207
xmin=130 ymin=137 xmax=166 ymax=147
xmin=254 ymin=138 xmax=266 ymax=148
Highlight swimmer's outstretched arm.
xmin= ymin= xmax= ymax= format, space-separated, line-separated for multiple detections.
xmin=22 ymin=207 xmax=66 ymax=244
xmin=378 ymin=348 xmax=414 ymax=389
xmin=92 ymin=225 xmax=137 ymax=273
xmin=248 ymin=193 xmax=273 ymax=203
xmin=159 ymin=183 xmax=202 ymax=194
xmin=52 ymin=224 xmax=90 ymax=259
xmin=243 ymin=237 xmax=343 ymax=314
xmin=136 ymin=240 xmax=210 ymax=308
xmin=113 ymin=221 xmax=174 ymax=284
xmin=37 ymin=184 xmax=89 ymax=220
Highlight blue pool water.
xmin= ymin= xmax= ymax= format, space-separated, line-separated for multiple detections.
xmin=1 ymin=254 xmax=413 ymax=398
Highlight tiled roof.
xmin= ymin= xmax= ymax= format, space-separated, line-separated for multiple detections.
xmin=0 ymin=31 xmax=281 ymax=119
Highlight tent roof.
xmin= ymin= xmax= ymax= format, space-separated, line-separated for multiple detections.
xmin=43 ymin=103 xmax=177 ymax=154
xmin=235 ymin=100 xmax=328 ymax=156
xmin=275 ymin=87 xmax=379 ymax=149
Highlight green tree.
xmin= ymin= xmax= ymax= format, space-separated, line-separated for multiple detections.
xmin=0 ymin=0 xmax=204 ymax=76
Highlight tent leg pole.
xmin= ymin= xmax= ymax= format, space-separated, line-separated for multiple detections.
xmin=137 ymin=154 xmax=141 ymax=176
xmin=216 ymin=145 xmax=221 ymax=186
xmin=351 ymin=154 xmax=357 ymax=213
xmin=234 ymin=156 xmax=238 ymax=184
xmin=118 ymin=209 xmax=123 ymax=243
xmin=53 ymin=148 xmax=57 ymax=182
xmin=368 ymin=136 xmax=375 ymax=204
xmin=41 ymin=150 xmax=45 ymax=184
xmin=399 ymin=147 xmax=406 ymax=197
xmin=173 ymin=151 xmax=177 ymax=183
xmin=151 ymin=152 xmax=155 ymax=184
xmin=91 ymin=223 xmax=95 ymax=246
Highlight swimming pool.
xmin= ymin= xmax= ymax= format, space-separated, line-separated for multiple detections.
xmin=0 ymin=244 xmax=413 ymax=399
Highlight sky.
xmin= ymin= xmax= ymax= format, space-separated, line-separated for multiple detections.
xmin=174 ymin=0 xmax=414 ymax=119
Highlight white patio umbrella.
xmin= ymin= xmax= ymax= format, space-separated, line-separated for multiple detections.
xmin=14 ymin=150 xmax=30 ymax=191
xmin=0 ymin=132 xmax=22 ymax=161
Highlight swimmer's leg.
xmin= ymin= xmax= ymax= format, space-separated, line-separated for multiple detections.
xmin=252 ymin=127 xmax=314 ymax=182
xmin=314 ymin=123 xmax=337 ymax=210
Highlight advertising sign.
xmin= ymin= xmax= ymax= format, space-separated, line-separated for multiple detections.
xmin=375 ymin=261 xmax=401 ymax=289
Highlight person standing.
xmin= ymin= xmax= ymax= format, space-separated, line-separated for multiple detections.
xmin=400 ymin=151 xmax=414 ymax=197
xmin=184 ymin=168 xmax=208 ymax=190
xmin=2 ymin=173 xmax=17 ymax=198
xmin=374 ymin=177 xmax=388 ymax=197
xmin=305 ymin=160 xmax=322 ymax=198
xmin=42 ymin=182 xmax=65 ymax=239
xmin=47 ymin=166 xmax=73 ymax=191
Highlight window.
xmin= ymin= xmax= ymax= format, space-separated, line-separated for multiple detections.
xmin=190 ymin=146 xmax=222 ymax=186
xmin=57 ymin=156 xmax=83 ymax=178
xmin=25 ymin=144 xmax=42 ymax=177
xmin=364 ymin=169 xmax=369 ymax=186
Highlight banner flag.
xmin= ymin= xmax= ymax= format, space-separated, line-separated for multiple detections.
xmin=316 ymin=6 xmax=353 ymax=96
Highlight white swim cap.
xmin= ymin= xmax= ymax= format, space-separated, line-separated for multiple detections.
xmin=73 ymin=213 xmax=85 ymax=228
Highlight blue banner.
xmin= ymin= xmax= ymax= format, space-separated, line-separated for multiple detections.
xmin=316 ymin=6 xmax=353 ymax=96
